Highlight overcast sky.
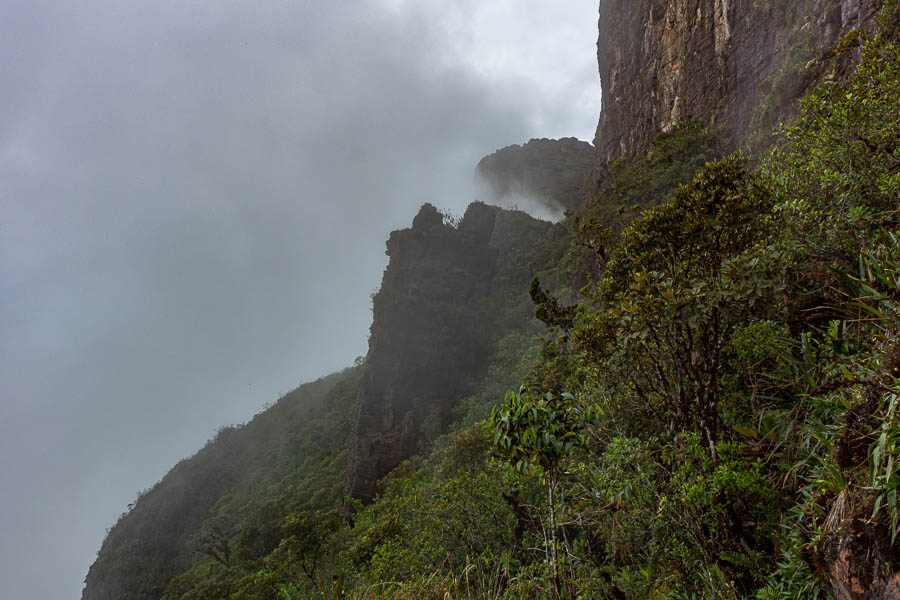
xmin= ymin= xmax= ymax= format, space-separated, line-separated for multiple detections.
xmin=0 ymin=1 xmax=600 ymax=597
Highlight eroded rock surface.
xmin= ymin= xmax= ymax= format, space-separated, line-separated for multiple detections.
xmin=343 ymin=202 xmax=555 ymax=503
xmin=592 ymin=0 xmax=881 ymax=168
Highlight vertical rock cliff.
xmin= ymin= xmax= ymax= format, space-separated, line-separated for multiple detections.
xmin=343 ymin=202 xmax=556 ymax=503
xmin=588 ymin=2 xmax=898 ymax=597
xmin=593 ymin=0 xmax=882 ymax=168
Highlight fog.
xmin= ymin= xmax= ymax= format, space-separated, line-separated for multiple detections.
xmin=0 ymin=1 xmax=599 ymax=597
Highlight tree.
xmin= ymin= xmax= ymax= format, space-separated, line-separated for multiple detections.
xmin=577 ymin=155 xmax=782 ymax=460
xmin=269 ymin=510 xmax=341 ymax=587
xmin=490 ymin=387 xmax=597 ymax=598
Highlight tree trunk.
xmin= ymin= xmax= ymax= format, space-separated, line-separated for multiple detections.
xmin=548 ymin=475 xmax=561 ymax=600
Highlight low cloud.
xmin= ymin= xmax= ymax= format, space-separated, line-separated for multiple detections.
xmin=0 ymin=1 xmax=600 ymax=598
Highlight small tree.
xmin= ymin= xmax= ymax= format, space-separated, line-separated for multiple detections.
xmin=489 ymin=387 xmax=596 ymax=598
xmin=577 ymin=154 xmax=781 ymax=460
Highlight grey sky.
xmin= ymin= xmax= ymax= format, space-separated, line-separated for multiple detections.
xmin=0 ymin=1 xmax=600 ymax=597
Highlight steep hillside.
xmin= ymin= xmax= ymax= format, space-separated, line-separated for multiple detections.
xmin=82 ymin=367 xmax=362 ymax=600
xmin=82 ymin=1 xmax=900 ymax=598
xmin=81 ymin=200 xmax=567 ymax=599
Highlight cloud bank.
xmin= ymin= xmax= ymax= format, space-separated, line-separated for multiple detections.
xmin=0 ymin=1 xmax=599 ymax=597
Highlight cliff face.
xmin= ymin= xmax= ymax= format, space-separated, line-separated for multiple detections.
xmin=593 ymin=0 xmax=881 ymax=167
xmin=475 ymin=138 xmax=594 ymax=215
xmin=344 ymin=202 xmax=554 ymax=503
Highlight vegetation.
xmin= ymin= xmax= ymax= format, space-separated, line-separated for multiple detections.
xmin=83 ymin=367 xmax=363 ymax=600
xmin=87 ymin=8 xmax=900 ymax=599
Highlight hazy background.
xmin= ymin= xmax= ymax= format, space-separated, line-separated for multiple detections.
xmin=0 ymin=1 xmax=600 ymax=597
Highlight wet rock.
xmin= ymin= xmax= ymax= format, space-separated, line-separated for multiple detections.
xmin=343 ymin=202 xmax=555 ymax=504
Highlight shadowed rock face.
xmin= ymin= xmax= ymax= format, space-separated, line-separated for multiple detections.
xmin=475 ymin=138 xmax=595 ymax=214
xmin=344 ymin=202 xmax=554 ymax=504
xmin=822 ymin=527 xmax=900 ymax=600
xmin=592 ymin=0 xmax=881 ymax=168
xmin=813 ymin=397 xmax=900 ymax=600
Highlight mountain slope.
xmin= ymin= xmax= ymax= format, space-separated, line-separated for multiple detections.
xmin=81 ymin=199 xmax=570 ymax=599
xmin=82 ymin=368 xmax=362 ymax=600
xmin=82 ymin=2 xmax=900 ymax=598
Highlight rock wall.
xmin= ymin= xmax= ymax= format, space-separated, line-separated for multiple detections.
xmin=593 ymin=0 xmax=882 ymax=167
xmin=475 ymin=138 xmax=594 ymax=214
xmin=591 ymin=2 xmax=895 ymax=597
xmin=344 ymin=202 xmax=554 ymax=503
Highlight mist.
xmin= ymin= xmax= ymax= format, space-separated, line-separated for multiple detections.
xmin=0 ymin=1 xmax=599 ymax=597
xmin=490 ymin=190 xmax=569 ymax=222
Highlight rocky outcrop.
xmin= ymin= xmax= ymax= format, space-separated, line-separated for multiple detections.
xmin=344 ymin=202 xmax=554 ymax=504
xmin=822 ymin=525 xmax=900 ymax=600
xmin=811 ymin=396 xmax=900 ymax=600
xmin=592 ymin=0 xmax=882 ymax=168
xmin=475 ymin=138 xmax=594 ymax=214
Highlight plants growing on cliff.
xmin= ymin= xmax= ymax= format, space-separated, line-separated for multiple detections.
xmin=574 ymin=121 xmax=725 ymax=276
xmin=766 ymin=34 xmax=900 ymax=263
xmin=577 ymin=154 xmax=781 ymax=460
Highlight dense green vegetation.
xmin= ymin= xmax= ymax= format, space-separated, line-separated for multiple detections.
xmin=88 ymin=10 xmax=899 ymax=599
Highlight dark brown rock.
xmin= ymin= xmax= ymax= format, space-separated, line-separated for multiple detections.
xmin=343 ymin=202 xmax=555 ymax=504
xmin=821 ymin=522 xmax=900 ymax=599
xmin=817 ymin=398 xmax=900 ymax=599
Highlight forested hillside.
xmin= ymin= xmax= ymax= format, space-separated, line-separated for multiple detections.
xmin=83 ymin=2 xmax=900 ymax=599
